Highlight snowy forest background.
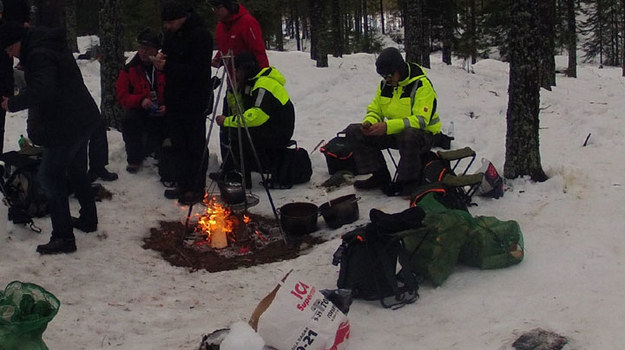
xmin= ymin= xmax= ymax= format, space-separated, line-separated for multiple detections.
xmin=23 ymin=0 xmax=617 ymax=181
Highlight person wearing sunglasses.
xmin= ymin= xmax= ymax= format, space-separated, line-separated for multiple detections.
xmin=345 ymin=47 xmax=442 ymax=196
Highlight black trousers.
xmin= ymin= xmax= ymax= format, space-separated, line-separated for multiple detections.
xmin=222 ymin=124 xmax=291 ymax=174
xmin=88 ymin=118 xmax=110 ymax=170
xmin=122 ymin=109 xmax=165 ymax=164
xmin=167 ymin=110 xmax=208 ymax=193
xmin=345 ymin=123 xmax=433 ymax=183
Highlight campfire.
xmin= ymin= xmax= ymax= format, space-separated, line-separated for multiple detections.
xmin=143 ymin=195 xmax=327 ymax=273
xmin=185 ymin=196 xmax=277 ymax=255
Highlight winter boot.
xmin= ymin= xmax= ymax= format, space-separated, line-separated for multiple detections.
xmin=36 ymin=237 xmax=77 ymax=254
xmin=353 ymin=167 xmax=391 ymax=190
xmin=71 ymin=216 xmax=98 ymax=233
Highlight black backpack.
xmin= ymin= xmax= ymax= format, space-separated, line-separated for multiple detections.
xmin=333 ymin=207 xmax=425 ymax=309
xmin=267 ymin=142 xmax=312 ymax=189
xmin=0 ymin=150 xmax=48 ymax=230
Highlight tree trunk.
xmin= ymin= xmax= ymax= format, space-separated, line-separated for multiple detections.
xmin=379 ymin=0 xmax=385 ymax=35
xmin=623 ymin=0 xmax=625 ymax=75
xmin=538 ymin=0 xmax=556 ymax=89
xmin=98 ymin=0 xmax=124 ymax=130
xmin=469 ymin=0 xmax=477 ymax=64
xmin=331 ymin=0 xmax=343 ymax=57
xmin=309 ymin=0 xmax=319 ymax=60
xmin=276 ymin=8 xmax=284 ymax=51
xmin=363 ymin=0 xmax=370 ymax=52
xmin=566 ymin=0 xmax=577 ymax=78
xmin=65 ymin=0 xmax=78 ymax=52
xmin=404 ymin=0 xmax=421 ymax=63
xmin=441 ymin=0 xmax=454 ymax=65
xmin=504 ymin=0 xmax=547 ymax=182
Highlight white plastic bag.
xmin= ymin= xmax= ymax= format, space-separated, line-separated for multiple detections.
xmin=250 ymin=272 xmax=350 ymax=350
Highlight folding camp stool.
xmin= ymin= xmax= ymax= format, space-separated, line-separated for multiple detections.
xmin=437 ymin=147 xmax=484 ymax=207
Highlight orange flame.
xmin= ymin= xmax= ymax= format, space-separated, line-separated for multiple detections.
xmin=196 ymin=198 xmax=234 ymax=244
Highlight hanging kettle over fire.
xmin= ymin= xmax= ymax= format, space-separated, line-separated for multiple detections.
xmin=217 ymin=171 xmax=247 ymax=205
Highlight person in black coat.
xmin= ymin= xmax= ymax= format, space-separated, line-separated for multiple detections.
xmin=152 ymin=1 xmax=212 ymax=205
xmin=0 ymin=3 xmax=15 ymax=154
xmin=0 ymin=22 xmax=100 ymax=254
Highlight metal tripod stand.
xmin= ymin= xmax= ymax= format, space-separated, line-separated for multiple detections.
xmin=184 ymin=52 xmax=286 ymax=243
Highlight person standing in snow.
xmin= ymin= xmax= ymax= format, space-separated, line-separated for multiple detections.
xmin=0 ymin=22 xmax=99 ymax=254
xmin=215 ymin=52 xmax=294 ymax=187
xmin=210 ymin=0 xmax=268 ymax=71
xmin=209 ymin=0 xmax=268 ymax=180
xmin=116 ymin=28 xmax=166 ymax=174
xmin=0 ymin=1 xmax=15 ymax=155
xmin=152 ymin=1 xmax=212 ymax=205
xmin=346 ymin=47 xmax=442 ymax=196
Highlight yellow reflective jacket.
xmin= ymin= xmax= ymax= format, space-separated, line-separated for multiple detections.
xmin=363 ymin=63 xmax=441 ymax=135
xmin=223 ymin=67 xmax=294 ymax=132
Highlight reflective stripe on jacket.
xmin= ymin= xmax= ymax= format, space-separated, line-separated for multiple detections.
xmin=363 ymin=63 xmax=441 ymax=135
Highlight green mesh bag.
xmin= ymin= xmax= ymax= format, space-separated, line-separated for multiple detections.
xmin=0 ymin=281 xmax=60 ymax=350
xmin=402 ymin=193 xmax=475 ymax=286
xmin=458 ymin=216 xmax=525 ymax=269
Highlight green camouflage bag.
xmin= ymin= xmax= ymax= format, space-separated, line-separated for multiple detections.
xmin=0 ymin=281 xmax=60 ymax=350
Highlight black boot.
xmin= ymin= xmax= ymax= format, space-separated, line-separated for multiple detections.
xmin=36 ymin=237 xmax=77 ymax=254
xmin=354 ymin=167 xmax=391 ymax=190
xmin=89 ymin=167 xmax=119 ymax=182
xmin=164 ymin=187 xmax=182 ymax=200
xmin=72 ymin=216 xmax=98 ymax=233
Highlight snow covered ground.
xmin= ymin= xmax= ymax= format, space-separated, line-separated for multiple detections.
xmin=1 ymin=40 xmax=624 ymax=349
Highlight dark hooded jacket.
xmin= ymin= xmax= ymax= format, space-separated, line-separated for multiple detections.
xmin=7 ymin=26 xmax=101 ymax=147
xmin=161 ymin=12 xmax=212 ymax=115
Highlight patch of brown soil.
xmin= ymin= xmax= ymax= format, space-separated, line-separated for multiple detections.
xmin=142 ymin=214 xmax=325 ymax=272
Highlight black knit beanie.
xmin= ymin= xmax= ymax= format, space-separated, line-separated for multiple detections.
xmin=161 ymin=1 xmax=187 ymax=21
xmin=376 ymin=47 xmax=407 ymax=78
xmin=0 ymin=21 xmax=26 ymax=49
xmin=234 ymin=52 xmax=260 ymax=80
xmin=137 ymin=28 xmax=161 ymax=49
xmin=209 ymin=0 xmax=238 ymax=13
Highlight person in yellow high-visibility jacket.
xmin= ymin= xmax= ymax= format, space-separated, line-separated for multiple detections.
xmin=215 ymin=52 xmax=295 ymax=187
xmin=346 ymin=47 xmax=442 ymax=196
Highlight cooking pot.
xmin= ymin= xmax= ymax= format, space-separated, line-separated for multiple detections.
xmin=319 ymin=194 xmax=360 ymax=229
xmin=217 ymin=171 xmax=246 ymax=205
xmin=279 ymin=202 xmax=319 ymax=235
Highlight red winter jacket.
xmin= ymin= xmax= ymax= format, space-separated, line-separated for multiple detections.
xmin=213 ymin=4 xmax=269 ymax=69
xmin=116 ymin=54 xmax=166 ymax=110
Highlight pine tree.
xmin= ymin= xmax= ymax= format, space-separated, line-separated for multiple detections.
xmin=504 ymin=0 xmax=547 ymax=182
xmin=99 ymin=0 xmax=124 ymax=130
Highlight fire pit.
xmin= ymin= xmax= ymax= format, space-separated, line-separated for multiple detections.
xmin=143 ymin=196 xmax=326 ymax=272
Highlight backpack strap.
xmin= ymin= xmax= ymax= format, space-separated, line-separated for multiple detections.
xmin=372 ymin=235 xmax=419 ymax=309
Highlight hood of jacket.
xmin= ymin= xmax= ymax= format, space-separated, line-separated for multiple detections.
xmin=250 ymin=66 xmax=286 ymax=87
xmin=221 ymin=3 xmax=251 ymax=27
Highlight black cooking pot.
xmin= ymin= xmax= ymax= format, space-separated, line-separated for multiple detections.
xmin=217 ymin=172 xmax=246 ymax=205
xmin=319 ymin=194 xmax=360 ymax=229
xmin=279 ymin=202 xmax=319 ymax=235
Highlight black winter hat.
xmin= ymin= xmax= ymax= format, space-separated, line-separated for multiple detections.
xmin=161 ymin=1 xmax=187 ymax=21
xmin=234 ymin=52 xmax=260 ymax=79
xmin=209 ymin=0 xmax=238 ymax=12
xmin=137 ymin=28 xmax=161 ymax=49
xmin=375 ymin=47 xmax=406 ymax=77
xmin=0 ymin=21 xmax=26 ymax=49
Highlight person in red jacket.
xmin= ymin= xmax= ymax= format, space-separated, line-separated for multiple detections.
xmin=116 ymin=28 xmax=166 ymax=174
xmin=210 ymin=0 xmax=268 ymax=179
xmin=210 ymin=0 xmax=268 ymax=70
